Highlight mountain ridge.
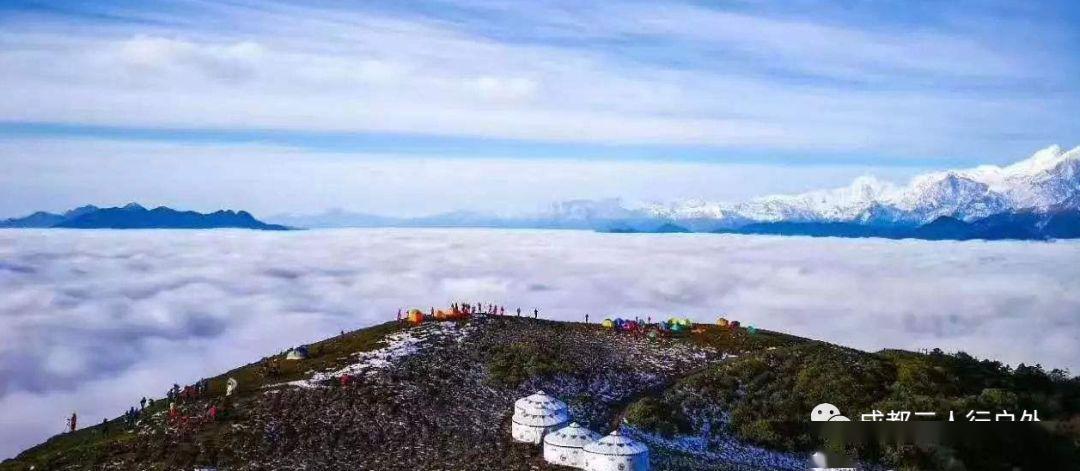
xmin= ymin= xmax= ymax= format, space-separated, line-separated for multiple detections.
xmin=644 ymin=144 xmax=1080 ymax=226
xmin=266 ymin=145 xmax=1080 ymax=240
xmin=1 ymin=204 xmax=289 ymax=230
xmin=3 ymin=315 xmax=1078 ymax=470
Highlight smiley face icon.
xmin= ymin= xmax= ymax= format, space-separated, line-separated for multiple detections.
xmin=810 ymin=403 xmax=850 ymax=422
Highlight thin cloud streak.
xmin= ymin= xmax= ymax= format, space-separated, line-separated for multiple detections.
xmin=0 ymin=0 xmax=1076 ymax=156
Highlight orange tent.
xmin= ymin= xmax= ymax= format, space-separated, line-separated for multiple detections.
xmin=407 ymin=309 xmax=425 ymax=325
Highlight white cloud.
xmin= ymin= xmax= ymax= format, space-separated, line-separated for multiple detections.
xmin=0 ymin=229 xmax=1077 ymax=458
xmin=0 ymin=0 xmax=1074 ymax=154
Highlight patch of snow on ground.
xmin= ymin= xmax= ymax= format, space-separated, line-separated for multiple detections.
xmin=625 ymin=424 xmax=807 ymax=470
xmin=280 ymin=321 xmax=472 ymax=389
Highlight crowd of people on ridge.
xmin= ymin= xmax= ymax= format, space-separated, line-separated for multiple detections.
xmin=395 ymin=302 xmax=542 ymax=324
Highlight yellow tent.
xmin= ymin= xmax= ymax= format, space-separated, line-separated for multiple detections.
xmin=717 ymin=317 xmax=730 ymax=328
xmin=601 ymin=319 xmax=615 ymax=329
xmin=407 ymin=309 xmax=425 ymax=325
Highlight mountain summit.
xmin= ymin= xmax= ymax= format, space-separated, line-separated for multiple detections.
xmin=4 ymin=315 xmax=1077 ymax=470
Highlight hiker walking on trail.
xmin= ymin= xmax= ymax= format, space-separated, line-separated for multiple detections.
xmin=533 ymin=308 xmax=539 ymax=319
xmin=500 ymin=306 xmax=505 ymax=316
xmin=68 ymin=412 xmax=77 ymax=433
xmin=516 ymin=308 xmax=521 ymax=317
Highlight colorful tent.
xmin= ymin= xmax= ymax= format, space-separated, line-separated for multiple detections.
xmin=747 ymin=325 xmax=758 ymax=335
xmin=717 ymin=317 xmax=730 ymax=328
xmin=601 ymin=319 xmax=615 ymax=329
xmin=731 ymin=320 xmax=741 ymax=328
xmin=433 ymin=308 xmax=467 ymax=321
xmin=407 ymin=309 xmax=425 ymax=325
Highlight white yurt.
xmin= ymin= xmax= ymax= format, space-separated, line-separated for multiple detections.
xmin=582 ymin=430 xmax=650 ymax=471
xmin=511 ymin=390 xmax=570 ymax=444
xmin=543 ymin=422 xmax=601 ymax=469
xmin=514 ymin=389 xmax=568 ymax=416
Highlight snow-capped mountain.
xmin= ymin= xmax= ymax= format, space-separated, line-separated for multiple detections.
xmin=261 ymin=145 xmax=1079 ymax=239
xmin=643 ymin=145 xmax=1080 ymax=226
xmin=540 ymin=198 xmax=645 ymax=222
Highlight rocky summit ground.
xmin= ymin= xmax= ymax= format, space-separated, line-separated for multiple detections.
xmin=4 ymin=315 xmax=1079 ymax=471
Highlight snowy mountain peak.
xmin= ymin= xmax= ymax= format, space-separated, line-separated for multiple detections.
xmin=647 ymin=145 xmax=1080 ymax=227
xmin=1004 ymin=144 xmax=1077 ymax=176
xmin=544 ymin=198 xmax=642 ymax=221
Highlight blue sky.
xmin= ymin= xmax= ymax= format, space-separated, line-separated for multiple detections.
xmin=0 ymin=0 xmax=1077 ymax=216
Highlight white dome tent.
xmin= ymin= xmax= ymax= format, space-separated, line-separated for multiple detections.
xmin=582 ymin=429 xmax=650 ymax=471
xmin=543 ymin=422 xmax=601 ymax=469
xmin=511 ymin=390 xmax=570 ymax=444
xmin=514 ymin=389 xmax=568 ymax=416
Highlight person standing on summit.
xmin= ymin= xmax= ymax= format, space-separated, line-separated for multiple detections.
xmin=68 ymin=412 xmax=77 ymax=433
xmin=533 ymin=308 xmax=538 ymax=319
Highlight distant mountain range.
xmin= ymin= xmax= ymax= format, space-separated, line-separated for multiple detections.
xmin=7 ymin=145 xmax=1078 ymax=240
xmin=0 ymin=203 xmax=288 ymax=230
xmin=269 ymin=145 xmax=1080 ymax=240
xmin=641 ymin=144 xmax=1080 ymax=228
xmin=720 ymin=209 xmax=1080 ymax=240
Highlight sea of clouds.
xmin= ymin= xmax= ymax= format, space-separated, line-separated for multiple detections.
xmin=1 ymin=228 xmax=1078 ymax=458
